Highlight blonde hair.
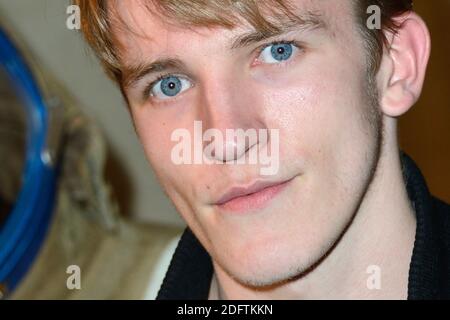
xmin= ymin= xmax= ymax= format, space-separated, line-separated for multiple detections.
xmin=74 ymin=0 xmax=413 ymax=87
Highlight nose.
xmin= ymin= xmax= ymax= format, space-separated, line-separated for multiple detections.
xmin=197 ymin=72 xmax=269 ymax=163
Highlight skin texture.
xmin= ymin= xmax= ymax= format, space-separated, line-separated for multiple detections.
xmin=110 ymin=0 xmax=430 ymax=299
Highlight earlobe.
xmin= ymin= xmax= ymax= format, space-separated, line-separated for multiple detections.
xmin=379 ymin=12 xmax=431 ymax=118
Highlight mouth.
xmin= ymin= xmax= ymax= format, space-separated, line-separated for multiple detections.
xmin=214 ymin=178 xmax=294 ymax=213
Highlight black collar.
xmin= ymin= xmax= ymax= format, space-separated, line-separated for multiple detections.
xmin=402 ymin=153 xmax=441 ymax=299
xmin=157 ymin=153 xmax=445 ymax=299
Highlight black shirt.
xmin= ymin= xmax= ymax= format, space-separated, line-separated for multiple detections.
xmin=157 ymin=154 xmax=450 ymax=299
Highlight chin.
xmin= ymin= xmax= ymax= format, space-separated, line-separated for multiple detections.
xmin=212 ymin=202 xmax=359 ymax=289
xmin=213 ymin=231 xmax=329 ymax=289
xmin=223 ymin=251 xmax=312 ymax=289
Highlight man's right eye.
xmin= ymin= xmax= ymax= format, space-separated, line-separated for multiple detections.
xmin=149 ymin=75 xmax=192 ymax=100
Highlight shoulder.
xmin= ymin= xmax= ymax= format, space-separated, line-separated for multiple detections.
xmin=432 ymin=197 xmax=450 ymax=240
xmin=431 ymin=197 xmax=450 ymax=298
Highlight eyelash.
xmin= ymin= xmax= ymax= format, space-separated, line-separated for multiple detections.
xmin=143 ymin=39 xmax=303 ymax=101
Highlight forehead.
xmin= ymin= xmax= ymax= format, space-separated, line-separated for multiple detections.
xmin=110 ymin=0 xmax=356 ymax=71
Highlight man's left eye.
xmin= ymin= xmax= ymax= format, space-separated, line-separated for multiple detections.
xmin=257 ymin=42 xmax=297 ymax=64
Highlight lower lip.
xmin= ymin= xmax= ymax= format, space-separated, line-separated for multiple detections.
xmin=217 ymin=180 xmax=292 ymax=213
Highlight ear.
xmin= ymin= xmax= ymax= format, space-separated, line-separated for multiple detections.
xmin=378 ymin=12 xmax=431 ymax=117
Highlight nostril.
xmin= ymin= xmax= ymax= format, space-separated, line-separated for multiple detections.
xmin=223 ymin=140 xmax=240 ymax=162
xmin=246 ymin=134 xmax=259 ymax=153
xmin=204 ymin=138 xmax=245 ymax=162
xmin=201 ymin=126 xmax=269 ymax=163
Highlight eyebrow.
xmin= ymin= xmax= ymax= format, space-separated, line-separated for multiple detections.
xmin=230 ymin=12 xmax=327 ymax=50
xmin=122 ymin=58 xmax=186 ymax=90
xmin=122 ymin=11 xmax=327 ymax=90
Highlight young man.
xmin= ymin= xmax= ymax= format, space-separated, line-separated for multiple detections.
xmin=75 ymin=0 xmax=450 ymax=299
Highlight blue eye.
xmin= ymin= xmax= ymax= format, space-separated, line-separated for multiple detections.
xmin=258 ymin=42 xmax=296 ymax=64
xmin=150 ymin=75 xmax=192 ymax=99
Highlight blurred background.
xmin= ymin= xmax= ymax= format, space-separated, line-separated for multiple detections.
xmin=0 ymin=0 xmax=448 ymax=229
xmin=0 ymin=0 xmax=184 ymax=228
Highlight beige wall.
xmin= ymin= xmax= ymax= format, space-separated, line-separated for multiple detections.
xmin=0 ymin=0 xmax=448 ymax=227
xmin=0 ymin=0 xmax=183 ymax=227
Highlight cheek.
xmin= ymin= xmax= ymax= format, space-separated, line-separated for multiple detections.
xmin=131 ymin=109 xmax=178 ymax=176
xmin=259 ymin=52 xmax=374 ymax=177
xmin=131 ymin=108 xmax=212 ymax=203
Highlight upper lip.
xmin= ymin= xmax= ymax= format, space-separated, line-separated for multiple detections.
xmin=215 ymin=178 xmax=292 ymax=205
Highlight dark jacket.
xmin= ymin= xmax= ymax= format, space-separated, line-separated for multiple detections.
xmin=157 ymin=154 xmax=450 ymax=299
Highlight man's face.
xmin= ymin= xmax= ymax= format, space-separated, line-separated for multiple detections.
xmin=115 ymin=0 xmax=382 ymax=287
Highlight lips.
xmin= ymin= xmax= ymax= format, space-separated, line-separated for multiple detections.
xmin=215 ymin=178 xmax=293 ymax=213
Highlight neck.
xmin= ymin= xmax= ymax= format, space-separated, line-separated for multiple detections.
xmin=209 ymin=119 xmax=417 ymax=299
